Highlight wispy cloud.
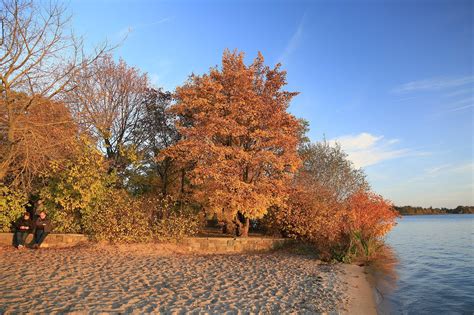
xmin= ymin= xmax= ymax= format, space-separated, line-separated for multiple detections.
xmin=443 ymin=97 xmax=474 ymax=113
xmin=115 ymin=16 xmax=174 ymax=39
xmin=444 ymin=162 xmax=473 ymax=174
xmin=392 ymin=76 xmax=474 ymax=113
xmin=329 ymin=132 xmax=414 ymax=168
xmin=445 ymin=104 xmax=473 ymax=113
xmin=425 ymin=164 xmax=452 ymax=176
xmin=333 ymin=133 xmax=383 ymax=150
xmin=445 ymin=87 xmax=473 ymax=97
xmin=408 ymin=162 xmax=474 ymax=183
xmin=392 ymin=76 xmax=474 ymax=93
xmin=137 ymin=17 xmax=174 ymax=29
xmin=278 ymin=13 xmax=306 ymax=64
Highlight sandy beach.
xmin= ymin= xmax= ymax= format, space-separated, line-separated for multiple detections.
xmin=0 ymin=244 xmax=375 ymax=314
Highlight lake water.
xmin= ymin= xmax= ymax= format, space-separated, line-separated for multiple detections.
xmin=379 ymin=214 xmax=474 ymax=314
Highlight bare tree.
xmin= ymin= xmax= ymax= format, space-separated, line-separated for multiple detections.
xmin=298 ymin=140 xmax=370 ymax=201
xmin=65 ymin=54 xmax=148 ymax=173
xmin=0 ymin=0 xmax=108 ymax=184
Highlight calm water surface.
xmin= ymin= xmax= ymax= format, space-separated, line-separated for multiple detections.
xmin=380 ymin=214 xmax=474 ymax=314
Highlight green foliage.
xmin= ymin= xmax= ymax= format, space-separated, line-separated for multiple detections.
xmin=40 ymin=144 xmax=201 ymax=242
xmin=340 ymin=231 xmax=387 ymax=264
xmin=0 ymin=184 xmax=29 ymax=232
xmin=40 ymin=140 xmax=113 ymax=233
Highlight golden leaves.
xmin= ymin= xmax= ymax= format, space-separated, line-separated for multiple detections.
xmin=164 ymin=50 xmax=301 ymax=220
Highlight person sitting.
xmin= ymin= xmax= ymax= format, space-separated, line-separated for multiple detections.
xmin=32 ymin=211 xmax=52 ymax=249
xmin=13 ymin=212 xmax=34 ymax=249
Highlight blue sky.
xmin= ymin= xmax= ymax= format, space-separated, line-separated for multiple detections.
xmin=67 ymin=0 xmax=473 ymax=207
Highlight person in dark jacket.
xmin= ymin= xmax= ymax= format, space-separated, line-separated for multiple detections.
xmin=32 ymin=211 xmax=52 ymax=249
xmin=31 ymin=199 xmax=44 ymax=220
xmin=13 ymin=212 xmax=34 ymax=249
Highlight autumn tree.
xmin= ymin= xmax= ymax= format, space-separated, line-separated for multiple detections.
xmin=0 ymin=0 xmax=107 ymax=183
xmin=164 ymin=50 xmax=302 ymax=237
xmin=65 ymin=54 xmax=148 ymax=174
xmin=0 ymin=92 xmax=78 ymax=191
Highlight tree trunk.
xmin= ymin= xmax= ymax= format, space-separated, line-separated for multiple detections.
xmin=233 ymin=212 xmax=250 ymax=237
xmin=0 ymin=164 xmax=8 ymax=182
xmin=241 ymin=217 xmax=250 ymax=237
xmin=180 ymin=168 xmax=186 ymax=194
xmin=234 ymin=216 xmax=243 ymax=237
xmin=161 ymin=168 xmax=168 ymax=196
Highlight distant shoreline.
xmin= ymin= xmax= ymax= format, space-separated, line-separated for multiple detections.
xmin=395 ymin=206 xmax=473 ymax=216
xmin=400 ymin=212 xmax=474 ymax=216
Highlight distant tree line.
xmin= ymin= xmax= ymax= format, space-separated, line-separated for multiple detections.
xmin=395 ymin=206 xmax=474 ymax=215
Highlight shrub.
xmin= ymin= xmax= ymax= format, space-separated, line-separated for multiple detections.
xmin=259 ymin=205 xmax=284 ymax=237
xmin=81 ymin=193 xmax=201 ymax=243
xmin=274 ymin=181 xmax=347 ymax=261
xmin=343 ymin=190 xmax=399 ymax=263
xmin=151 ymin=196 xmax=201 ymax=241
xmin=345 ymin=190 xmax=398 ymax=239
xmin=82 ymin=189 xmax=153 ymax=243
xmin=269 ymin=178 xmax=398 ymax=262
xmin=0 ymin=184 xmax=29 ymax=232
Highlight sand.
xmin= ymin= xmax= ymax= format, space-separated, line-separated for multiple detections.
xmin=341 ymin=264 xmax=377 ymax=315
xmin=0 ymin=244 xmax=376 ymax=314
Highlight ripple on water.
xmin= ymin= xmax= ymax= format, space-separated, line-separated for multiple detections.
xmin=381 ymin=214 xmax=474 ymax=314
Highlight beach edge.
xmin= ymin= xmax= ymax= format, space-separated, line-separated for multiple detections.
xmin=341 ymin=264 xmax=378 ymax=315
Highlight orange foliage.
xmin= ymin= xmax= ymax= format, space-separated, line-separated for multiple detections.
xmin=345 ymin=190 xmax=399 ymax=239
xmin=280 ymin=183 xmax=344 ymax=242
xmin=274 ymin=175 xmax=399 ymax=260
xmin=164 ymin=50 xmax=302 ymax=223
xmin=0 ymin=93 xmax=78 ymax=189
xmin=274 ymin=175 xmax=346 ymax=258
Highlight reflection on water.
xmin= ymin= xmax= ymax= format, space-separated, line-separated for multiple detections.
xmin=377 ymin=214 xmax=474 ymax=314
xmin=366 ymin=245 xmax=399 ymax=307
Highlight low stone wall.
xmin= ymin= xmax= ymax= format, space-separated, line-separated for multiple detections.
xmin=175 ymin=237 xmax=293 ymax=253
xmin=0 ymin=233 xmax=292 ymax=252
xmin=0 ymin=233 xmax=88 ymax=248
